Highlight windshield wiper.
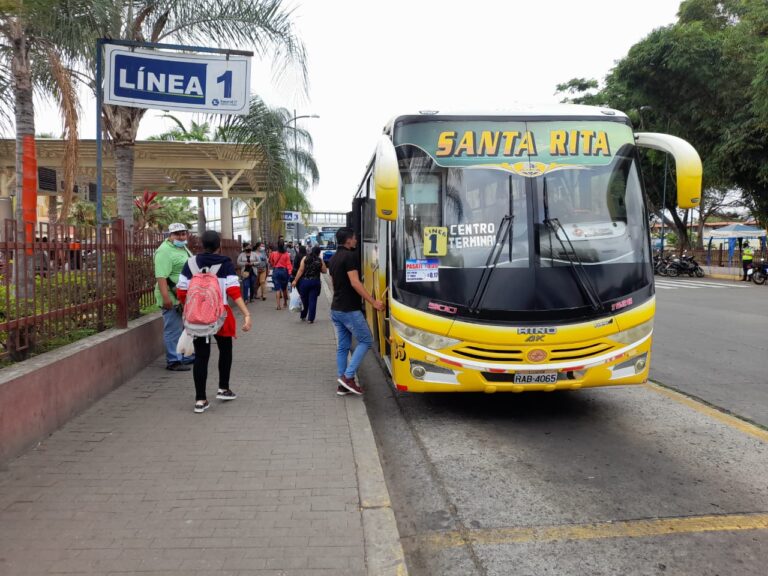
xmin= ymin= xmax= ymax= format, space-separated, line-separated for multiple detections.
xmin=469 ymin=214 xmax=513 ymax=314
xmin=541 ymin=179 xmax=603 ymax=312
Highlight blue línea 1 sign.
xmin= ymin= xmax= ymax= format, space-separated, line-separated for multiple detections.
xmin=282 ymin=211 xmax=301 ymax=222
xmin=104 ymin=45 xmax=250 ymax=115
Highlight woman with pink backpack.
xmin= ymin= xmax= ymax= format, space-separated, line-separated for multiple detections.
xmin=176 ymin=230 xmax=252 ymax=413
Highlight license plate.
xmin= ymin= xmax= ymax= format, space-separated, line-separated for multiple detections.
xmin=513 ymin=371 xmax=558 ymax=384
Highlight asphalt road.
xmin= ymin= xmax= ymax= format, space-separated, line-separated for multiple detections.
xmin=651 ymin=277 xmax=768 ymax=427
xmin=360 ymin=277 xmax=768 ymax=576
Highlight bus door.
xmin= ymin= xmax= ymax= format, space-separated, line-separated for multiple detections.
xmin=378 ymin=218 xmax=391 ymax=360
xmin=360 ymin=196 xmax=381 ymax=340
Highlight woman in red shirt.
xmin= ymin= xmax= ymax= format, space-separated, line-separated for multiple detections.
xmin=268 ymin=239 xmax=293 ymax=310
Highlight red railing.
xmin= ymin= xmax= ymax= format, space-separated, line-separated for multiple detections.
xmin=0 ymin=220 xmax=241 ymax=363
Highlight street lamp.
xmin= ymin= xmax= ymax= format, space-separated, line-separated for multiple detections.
xmin=283 ymin=111 xmax=319 ymax=238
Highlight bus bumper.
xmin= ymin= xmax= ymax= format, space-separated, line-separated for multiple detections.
xmin=390 ymin=335 xmax=652 ymax=393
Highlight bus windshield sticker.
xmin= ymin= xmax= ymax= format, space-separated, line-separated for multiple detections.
xmin=406 ymin=259 xmax=440 ymax=282
xmin=448 ymin=222 xmax=496 ymax=250
xmin=423 ymin=227 xmax=448 ymax=256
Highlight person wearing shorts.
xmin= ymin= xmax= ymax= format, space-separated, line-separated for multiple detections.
xmin=268 ymin=239 xmax=293 ymax=310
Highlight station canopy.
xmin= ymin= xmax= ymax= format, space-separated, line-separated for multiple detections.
xmin=0 ymin=139 xmax=269 ymax=199
xmin=707 ymin=224 xmax=767 ymax=239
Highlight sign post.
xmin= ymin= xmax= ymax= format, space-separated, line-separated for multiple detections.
xmin=95 ymin=39 xmax=253 ymax=227
xmin=281 ymin=211 xmax=301 ymax=223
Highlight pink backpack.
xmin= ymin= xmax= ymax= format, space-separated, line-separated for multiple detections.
xmin=182 ymin=257 xmax=227 ymax=338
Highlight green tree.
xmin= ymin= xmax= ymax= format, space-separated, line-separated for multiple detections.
xmin=150 ymin=102 xmax=319 ymax=241
xmin=556 ymin=0 xmax=768 ymax=242
xmin=0 ymin=0 xmax=84 ymax=225
xmin=221 ymin=99 xmax=318 ymax=239
xmin=74 ymin=0 xmax=307 ymax=228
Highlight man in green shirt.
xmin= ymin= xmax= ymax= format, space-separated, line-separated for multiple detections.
xmin=155 ymin=223 xmax=193 ymax=370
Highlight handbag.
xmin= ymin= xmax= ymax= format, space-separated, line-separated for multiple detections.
xmin=176 ymin=330 xmax=195 ymax=356
xmin=288 ymin=288 xmax=302 ymax=312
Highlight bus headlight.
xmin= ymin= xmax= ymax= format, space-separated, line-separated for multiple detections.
xmin=390 ymin=317 xmax=460 ymax=350
xmin=612 ymin=319 xmax=654 ymax=346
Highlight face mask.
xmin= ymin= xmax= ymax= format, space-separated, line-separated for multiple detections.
xmin=259 ymin=248 xmax=265 ymax=253
xmin=173 ymin=240 xmax=187 ymax=248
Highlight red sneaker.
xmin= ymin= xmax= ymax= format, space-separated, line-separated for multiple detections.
xmin=337 ymin=375 xmax=363 ymax=395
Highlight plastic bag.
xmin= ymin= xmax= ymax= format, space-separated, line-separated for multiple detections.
xmin=176 ymin=330 xmax=195 ymax=356
xmin=289 ymin=288 xmax=302 ymax=312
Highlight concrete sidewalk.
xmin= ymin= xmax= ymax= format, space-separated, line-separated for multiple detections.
xmin=0 ymin=288 xmax=406 ymax=575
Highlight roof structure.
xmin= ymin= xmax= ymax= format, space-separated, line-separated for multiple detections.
xmin=708 ymin=224 xmax=767 ymax=239
xmin=0 ymin=139 xmax=269 ymax=200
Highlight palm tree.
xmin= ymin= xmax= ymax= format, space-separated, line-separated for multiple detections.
xmin=0 ymin=0 xmax=85 ymax=358
xmin=0 ymin=0 xmax=84 ymax=227
xmin=150 ymin=103 xmax=319 ymax=242
xmin=76 ymin=0 xmax=307 ymax=228
xmin=221 ymin=99 xmax=318 ymax=240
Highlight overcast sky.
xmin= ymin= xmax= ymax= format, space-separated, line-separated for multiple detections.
xmin=31 ymin=0 xmax=682 ymax=212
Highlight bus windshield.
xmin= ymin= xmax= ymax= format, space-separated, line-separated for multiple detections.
xmin=392 ymin=118 xmax=652 ymax=322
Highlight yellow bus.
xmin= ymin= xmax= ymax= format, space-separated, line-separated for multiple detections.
xmin=350 ymin=106 xmax=701 ymax=393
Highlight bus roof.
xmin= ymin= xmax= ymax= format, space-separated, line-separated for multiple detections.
xmin=384 ymin=104 xmax=630 ymax=131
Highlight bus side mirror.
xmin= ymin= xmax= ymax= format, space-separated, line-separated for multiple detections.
xmin=635 ymin=133 xmax=702 ymax=209
xmin=374 ymin=135 xmax=400 ymax=221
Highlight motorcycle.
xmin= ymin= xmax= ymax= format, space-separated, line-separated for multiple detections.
xmin=653 ymin=252 xmax=671 ymax=276
xmin=751 ymin=259 xmax=767 ymax=285
xmin=664 ymin=252 xmax=704 ymax=278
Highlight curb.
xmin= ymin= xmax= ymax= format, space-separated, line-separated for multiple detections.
xmin=322 ymin=282 xmax=409 ymax=576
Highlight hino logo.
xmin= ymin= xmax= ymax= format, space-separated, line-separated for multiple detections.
xmin=517 ymin=327 xmax=557 ymax=335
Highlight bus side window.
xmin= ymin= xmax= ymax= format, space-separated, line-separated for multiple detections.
xmin=362 ymin=197 xmax=377 ymax=243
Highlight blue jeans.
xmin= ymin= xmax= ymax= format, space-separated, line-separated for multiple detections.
xmin=162 ymin=307 xmax=194 ymax=366
xmin=272 ymin=268 xmax=289 ymax=291
xmin=242 ymin=271 xmax=256 ymax=301
xmin=298 ymin=278 xmax=321 ymax=322
xmin=330 ymin=309 xmax=373 ymax=379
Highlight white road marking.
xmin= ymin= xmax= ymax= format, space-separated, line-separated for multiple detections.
xmin=654 ymin=279 xmax=748 ymax=290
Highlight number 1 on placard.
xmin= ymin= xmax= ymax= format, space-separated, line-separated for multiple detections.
xmin=428 ymin=233 xmax=438 ymax=254
xmin=217 ymin=71 xmax=233 ymax=98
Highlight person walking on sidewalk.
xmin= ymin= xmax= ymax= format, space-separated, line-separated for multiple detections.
xmin=329 ymin=227 xmax=384 ymax=396
xmin=253 ymin=241 xmax=268 ymax=301
xmin=237 ymin=244 xmax=258 ymax=302
xmin=292 ymin=245 xmax=327 ymax=324
xmin=176 ymin=230 xmax=252 ymax=413
xmin=154 ymin=222 xmax=194 ymax=371
xmin=269 ymin=239 xmax=293 ymax=310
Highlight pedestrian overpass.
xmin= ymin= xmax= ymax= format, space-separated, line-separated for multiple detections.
xmin=303 ymin=211 xmax=347 ymax=229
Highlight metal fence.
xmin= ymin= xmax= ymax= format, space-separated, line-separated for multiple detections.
xmin=0 ymin=220 xmax=241 ymax=363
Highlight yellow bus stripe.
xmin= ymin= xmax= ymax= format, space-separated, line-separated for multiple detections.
xmin=645 ymin=382 xmax=768 ymax=443
xmin=408 ymin=513 xmax=768 ymax=551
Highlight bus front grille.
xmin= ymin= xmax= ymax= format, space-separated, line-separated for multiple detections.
xmin=453 ymin=346 xmax=524 ymax=362
xmin=452 ymin=341 xmax=615 ymax=364
xmin=549 ymin=342 xmax=615 ymax=361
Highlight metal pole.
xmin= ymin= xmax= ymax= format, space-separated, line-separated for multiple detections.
xmin=660 ymin=153 xmax=668 ymax=253
xmin=96 ymin=39 xmax=104 ymax=228
xmin=96 ymin=39 xmax=105 ymax=276
xmin=294 ymin=109 xmax=299 ymax=241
